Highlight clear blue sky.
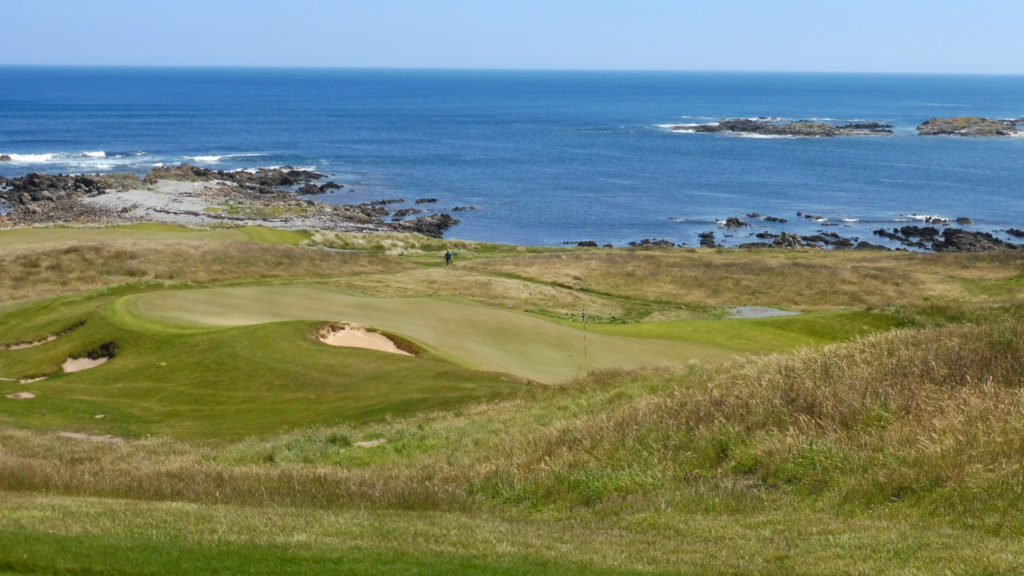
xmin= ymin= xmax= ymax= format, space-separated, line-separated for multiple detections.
xmin=3 ymin=0 xmax=1022 ymax=74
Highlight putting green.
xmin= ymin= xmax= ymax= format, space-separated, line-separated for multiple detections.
xmin=116 ymin=286 xmax=732 ymax=383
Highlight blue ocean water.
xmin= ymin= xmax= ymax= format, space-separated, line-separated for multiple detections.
xmin=2 ymin=67 xmax=1023 ymax=246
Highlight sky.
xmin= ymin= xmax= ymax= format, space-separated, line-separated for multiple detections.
xmin=2 ymin=0 xmax=1022 ymax=74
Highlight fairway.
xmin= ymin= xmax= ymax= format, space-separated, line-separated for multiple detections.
xmin=118 ymin=286 xmax=733 ymax=383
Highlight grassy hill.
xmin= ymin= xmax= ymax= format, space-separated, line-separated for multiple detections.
xmin=1 ymin=225 xmax=1023 ymax=574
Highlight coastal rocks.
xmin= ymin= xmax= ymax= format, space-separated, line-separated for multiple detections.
xmin=875 ymin=226 xmax=1020 ymax=252
xmin=391 ymin=207 xmax=423 ymax=221
xmin=394 ymin=213 xmax=459 ymax=238
xmin=630 ymin=238 xmax=677 ymax=248
xmin=296 ymin=182 xmax=343 ymax=195
xmin=933 ymin=229 xmax=1018 ymax=252
xmin=698 ymin=232 xmax=717 ymax=248
xmin=679 ymin=118 xmax=893 ymax=137
xmin=1006 ymin=229 xmax=1024 ymax=238
xmin=917 ymin=117 xmax=1019 ymax=137
xmin=145 ymin=164 xmax=326 ymax=192
xmin=0 ymin=154 xmax=11 ymax=162
xmin=718 ymin=216 xmax=747 ymax=229
xmin=415 ymin=198 xmax=438 ymax=204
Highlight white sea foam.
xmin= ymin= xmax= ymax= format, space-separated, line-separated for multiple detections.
xmin=81 ymin=151 xmax=107 ymax=158
xmin=903 ymin=213 xmax=950 ymax=224
xmin=3 ymin=153 xmax=56 ymax=163
xmin=840 ymin=217 xmax=860 ymax=223
xmin=729 ymin=133 xmax=796 ymax=139
xmin=186 ymin=155 xmax=223 ymax=163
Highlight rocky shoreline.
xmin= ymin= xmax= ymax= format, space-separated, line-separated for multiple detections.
xmin=0 ymin=165 xmax=460 ymax=238
xmin=600 ymin=213 xmax=1024 ymax=253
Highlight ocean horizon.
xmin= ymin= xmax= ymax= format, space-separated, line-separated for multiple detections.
xmin=2 ymin=66 xmax=1023 ymax=247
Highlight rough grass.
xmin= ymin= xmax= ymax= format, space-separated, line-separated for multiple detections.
xmin=0 ymin=238 xmax=407 ymax=302
xmin=4 ymin=227 xmax=1024 ymax=573
xmin=2 ymin=319 xmax=1024 ymax=573
xmin=464 ymin=248 xmax=1024 ymax=312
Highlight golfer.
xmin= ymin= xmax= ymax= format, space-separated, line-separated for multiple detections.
xmin=445 ymin=248 xmax=452 ymax=267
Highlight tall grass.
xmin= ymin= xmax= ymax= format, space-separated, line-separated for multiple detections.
xmin=3 ymin=318 xmax=1023 ymax=532
xmin=0 ymin=239 xmax=408 ymax=301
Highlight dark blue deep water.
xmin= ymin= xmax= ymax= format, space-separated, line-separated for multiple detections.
xmin=2 ymin=67 xmax=1023 ymax=246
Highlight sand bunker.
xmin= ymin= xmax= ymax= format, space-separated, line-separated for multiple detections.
xmin=57 ymin=432 xmax=124 ymax=444
xmin=318 ymin=323 xmax=413 ymax=356
xmin=5 ymin=335 xmax=58 ymax=350
xmin=727 ymin=306 xmax=801 ymax=319
xmin=5 ymin=391 xmax=36 ymax=400
xmin=63 ymin=356 xmax=110 ymax=373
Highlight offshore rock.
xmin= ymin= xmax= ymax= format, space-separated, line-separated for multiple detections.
xmin=678 ymin=119 xmax=892 ymax=137
xmin=0 ymin=154 xmax=11 ymax=162
xmin=916 ymin=117 xmax=1018 ymax=137
xmin=630 ymin=238 xmax=677 ymax=248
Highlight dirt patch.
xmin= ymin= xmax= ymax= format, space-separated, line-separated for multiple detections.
xmin=354 ymin=438 xmax=387 ymax=448
xmin=5 ymin=391 xmax=36 ymax=400
xmin=63 ymin=356 xmax=109 ymax=373
xmin=318 ymin=323 xmax=414 ymax=356
xmin=727 ymin=306 xmax=801 ymax=319
xmin=57 ymin=432 xmax=124 ymax=444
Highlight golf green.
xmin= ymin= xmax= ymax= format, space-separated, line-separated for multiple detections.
xmin=117 ymin=286 xmax=732 ymax=383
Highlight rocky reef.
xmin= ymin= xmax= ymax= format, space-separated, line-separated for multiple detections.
xmin=673 ymin=119 xmax=893 ymax=137
xmin=916 ymin=117 xmax=1019 ymax=137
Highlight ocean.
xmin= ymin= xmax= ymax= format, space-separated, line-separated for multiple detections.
xmin=1 ymin=67 xmax=1023 ymax=247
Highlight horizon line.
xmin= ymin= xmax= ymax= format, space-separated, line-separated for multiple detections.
xmin=0 ymin=63 xmax=1022 ymax=78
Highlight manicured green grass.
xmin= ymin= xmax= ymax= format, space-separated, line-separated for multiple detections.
xmin=114 ymin=285 xmax=736 ymax=382
xmin=1 ymin=294 xmax=519 ymax=440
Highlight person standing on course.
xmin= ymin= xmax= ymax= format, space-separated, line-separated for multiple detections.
xmin=445 ymin=248 xmax=452 ymax=267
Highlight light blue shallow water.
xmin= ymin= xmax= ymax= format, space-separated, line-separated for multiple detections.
xmin=1 ymin=67 xmax=1022 ymax=246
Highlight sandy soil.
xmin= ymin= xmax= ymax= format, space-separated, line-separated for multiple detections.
xmin=4 ymin=335 xmax=58 ymax=350
xmin=63 ymin=356 xmax=109 ymax=373
xmin=82 ymin=180 xmax=384 ymax=231
xmin=4 ymin=391 xmax=36 ymax=400
xmin=318 ymin=324 xmax=413 ymax=356
xmin=57 ymin=432 xmax=124 ymax=444
xmin=354 ymin=439 xmax=388 ymax=448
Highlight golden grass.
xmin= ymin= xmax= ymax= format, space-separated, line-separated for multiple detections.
xmin=464 ymin=249 xmax=1024 ymax=312
xmin=0 ymin=239 xmax=409 ymax=302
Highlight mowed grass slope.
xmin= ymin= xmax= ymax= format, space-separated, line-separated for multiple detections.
xmin=116 ymin=285 xmax=736 ymax=383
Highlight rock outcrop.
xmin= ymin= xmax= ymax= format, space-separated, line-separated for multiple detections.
xmin=394 ymin=213 xmax=459 ymax=238
xmin=675 ymin=119 xmax=893 ymax=137
xmin=916 ymin=117 xmax=1018 ymax=137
